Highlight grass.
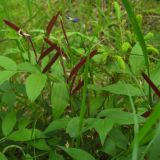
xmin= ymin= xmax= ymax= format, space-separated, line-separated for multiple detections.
xmin=0 ymin=0 xmax=160 ymax=160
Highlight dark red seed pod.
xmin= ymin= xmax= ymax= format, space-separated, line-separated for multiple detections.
xmin=44 ymin=38 xmax=68 ymax=59
xmin=3 ymin=19 xmax=20 ymax=32
xmin=68 ymin=49 xmax=97 ymax=80
xmin=42 ymin=52 xmax=59 ymax=73
xmin=142 ymin=72 xmax=160 ymax=97
xmin=60 ymin=19 xmax=70 ymax=47
xmin=141 ymin=110 xmax=152 ymax=118
xmin=38 ymin=46 xmax=55 ymax=63
xmin=46 ymin=12 xmax=60 ymax=36
xmin=71 ymin=79 xmax=84 ymax=95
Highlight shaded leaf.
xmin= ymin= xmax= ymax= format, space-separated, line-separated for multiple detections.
xmin=8 ymin=129 xmax=46 ymax=141
xmin=44 ymin=117 xmax=70 ymax=134
xmin=94 ymin=118 xmax=113 ymax=145
xmin=2 ymin=110 xmax=16 ymax=136
xmin=0 ymin=56 xmax=17 ymax=71
xmin=51 ymin=82 xmax=69 ymax=119
xmin=25 ymin=73 xmax=47 ymax=102
xmin=59 ymin=146 xmax=96 ymax=160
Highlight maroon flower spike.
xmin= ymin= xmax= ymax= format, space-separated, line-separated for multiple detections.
xmin=44 ymin=38 xmax=68 ymax=59
xmin=4 ymin=19 xmax=20 ymax=32
xmin=142 ymin=72 xmax=160 ymax=97
xmin=38 ymin=46 xmax=55 ymax=63
xmin=60 ymin=19 xmax=70 ymax=47
xmin=68 ymin=49 xmax=97 ymax=81
xmin=46 ymin=12 xmax=60 ymax=36
xmin=71 ymin=79 xmax=84 ymax=95
xmin=42 ymin=52 xmax=60 ymax=73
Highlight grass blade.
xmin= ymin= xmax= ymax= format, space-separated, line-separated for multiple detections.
xmin=122 ymin=0 xmax=152 ymax=107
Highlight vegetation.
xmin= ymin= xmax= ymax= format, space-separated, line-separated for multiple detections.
xmin=0 ymin=0 xmax=160 ymax=159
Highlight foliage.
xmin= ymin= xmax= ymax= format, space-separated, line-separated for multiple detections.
xmin=0 ymin=0 xmax=160 ymax=159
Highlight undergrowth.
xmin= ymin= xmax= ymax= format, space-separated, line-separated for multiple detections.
xmin=0 ymin=0 xmax=160 ymax=160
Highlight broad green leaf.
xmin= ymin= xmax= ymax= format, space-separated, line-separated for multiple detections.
xmin=51 ymin=82 xmax=69 ymax=119
xmin=90 ymin=96 xmax=104 ymax=115
xmin=110 ymin=128 xmax=128 ymax=149
xmin=101 ymin=137 xmax=116 ymax=156
xmin=98 ymin=108 xmax=145 ymax=125
xmin=25 ymin=73 xmax=47 ymax=102
xmin=0 ymin=152 xmax=8 ymax=160
xmin=89 ymin=81 xmax=143 ymax=96
xmin=18 ymin=62 xmax=40 ymax=73
xmin=0 ymin=71 xmax=16 ymax=85
xmin=59 ymin=146 xmax=96 ymax=160
xmin=44 ymin=117 xmax=70 ymax=134
xmin=66 ymin=117 xmax=80 ymax=138
xmin=49 ymin=151 xmax=64 ymax=160
xmin=18 ymin=118 xmax=30 ymax=130
xmin=129 ymin=43 xmax=144 ymax=74
xmin=7 ymin=129 xmax=46 ymax=141
xmin=24 ymin=154 xmax=33 ymax=160
xmin=29 ymin=139 xmax=50 ymax=151
xmin=2 ymin=92 xmax=16 ymax=107
xmin=2 ymin=110 xmax=16 ymax=136
xmin=148 ymin=134 xmax=160 ymax=160
xmin=0 ymin=56 xmax=17 ymax=70
xmin=94 ymin=118 xmax=113 ymax=145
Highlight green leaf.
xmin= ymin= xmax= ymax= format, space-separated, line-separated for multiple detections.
xmin=0 ymin=56 xmax=17 ymax=70
xmin=98 ymin=108 xmax=146 ymax=125
xmin=0 ymin=71 xmax=16 ymax=85
xmin=2 ymin=110 xmax=16 ymax=136
xmin=51 ymin=82 xmax=69 ymax=119
xmin=129 ymin=43 xmax=144 ymax=74
xmin=0 ymin=152 xmax=8 ymax=160
xmin=29 ymin=139 xmax=50 ymax=151
xmin=89 ymin=81 xmax=143 ymax=96
xmin=2 ymin=92 xmax=16 ymax=107
xmin=7 ymin=129 xmax=46 ymax=141
xmin=148 ymin=134 xmax=160 ymax=160
xmin=49 ymin=151 xmax=64 ymax=160
xmin=17 ymin=62 xmax=40 ymax=73
xmin=25 ymin=73 xmax=47 ymax=102
xmin=110 ymin=128 xmax=128 ymax=149
xmin=44 ymin=117 xmax=70 ymax=134
xmin=59 ymin=146 xmax=96 ymax=160
xmin=66 ymin=117 xmax=80 ymax=138
xmin=101 ymin=137 xmax=116 ymax=156
xmin=94 ymin=118 xmax=113 ymax=145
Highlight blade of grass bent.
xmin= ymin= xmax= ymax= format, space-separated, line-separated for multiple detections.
xmin=122 ymin=0 xmax=152 ymax=107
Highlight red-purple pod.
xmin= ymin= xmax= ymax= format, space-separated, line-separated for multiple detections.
xmin=46 ymin=12 xmax=60 ymax=36
xmin=68 ymin=49 xmax=97 ymax=80
xmin=71 ymin=79 xmax=84 ymax=95
xmin=142 ymin=72 xmax=160 ymax=97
